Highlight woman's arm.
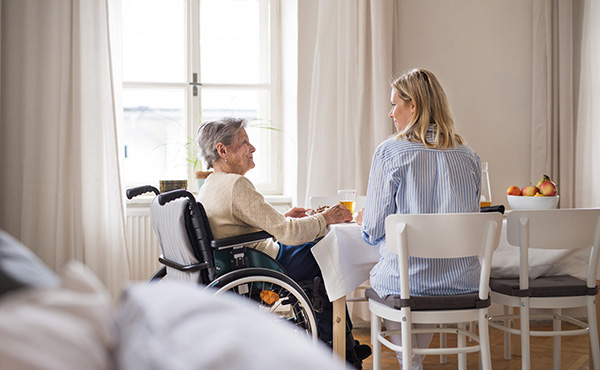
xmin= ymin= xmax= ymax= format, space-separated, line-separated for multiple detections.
xmin=361 ymin=149 xmax=398 ymax=245
xmin=230 ymin=177 xmax=328 ymax=245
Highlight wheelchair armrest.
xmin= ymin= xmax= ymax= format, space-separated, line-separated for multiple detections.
xmin=158 ymin=255 xmax=211 ymax=272
xmin=480 ymin=205 xmax=505 ymax=214
xmin=210 ymin=231 xmax=273 ymax=249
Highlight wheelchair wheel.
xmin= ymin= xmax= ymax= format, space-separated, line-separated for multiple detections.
xmin=210 ymin=268 xmax=318 ymax=343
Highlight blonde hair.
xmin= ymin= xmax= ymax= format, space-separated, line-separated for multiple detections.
xmin=392 ymin=68 xmax=464 ymax=149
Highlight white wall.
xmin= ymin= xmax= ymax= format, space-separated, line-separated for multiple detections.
xmin=297 ymin=0 xmax=535 ymax=209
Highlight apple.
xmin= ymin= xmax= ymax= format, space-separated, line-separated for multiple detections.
xmin=539 ymin=180 xmax=557 ymax=196
xmin=521 ymin=185 xmax=539 ymax=196
xmin=536 ymin=174 xmax=551 ymax=189
xmin=506 ymin=185 xmax=521 ymax=196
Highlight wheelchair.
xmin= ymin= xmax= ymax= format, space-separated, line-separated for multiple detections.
xmin=126 ymin=185 xmax=319 ymax=342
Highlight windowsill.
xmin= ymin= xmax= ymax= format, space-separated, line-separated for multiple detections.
xmin=126 ymin=195 xmax=154 ymax=207
xmin=126 ymin=193 xmax=292 ymax=208
xmin=263 ymin=195 xmax=292 ymax=205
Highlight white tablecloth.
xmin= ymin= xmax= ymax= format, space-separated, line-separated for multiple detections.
xmin=311 ymin=223 xmax=379 ymax=302
xmin=311 ymin=220 xmax=593 ymax=303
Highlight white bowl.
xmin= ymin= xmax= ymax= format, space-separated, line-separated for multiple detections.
xmin=507 ymin=195 xmax=559 ymax=210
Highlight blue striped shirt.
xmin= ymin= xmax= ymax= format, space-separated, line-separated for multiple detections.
xmin=361 ymin=128 xmax=482 ymax=298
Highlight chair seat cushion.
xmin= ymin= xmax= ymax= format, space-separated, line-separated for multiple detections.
xmin=365 ymin=288 xmax=490 ymax=311
xmin=490 ymin=275 xmax=599 ymax=297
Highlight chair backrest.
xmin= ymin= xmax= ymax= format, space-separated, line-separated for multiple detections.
xmin=506 ymin=208 xmax=600 ymax=287
xmin=150 ymin=195 xmax=215 ymax=284
xmin=507 ymin=209 xmax=600 ymax=250
xmin=385 ymin=212 xmax=503 ymax=298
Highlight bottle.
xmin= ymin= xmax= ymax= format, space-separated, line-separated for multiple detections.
xmin=480 ymin=162 xmax=492 ymax=208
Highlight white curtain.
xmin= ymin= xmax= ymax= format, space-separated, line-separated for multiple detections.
xmin=303 ymin=0 xmax=396 ymax=204
xmin=531 ymin=0 xmax=575 ymax=208
xmin=0 ymin=0 xmax=129 ymax=299
xmin=575 ymin=0 xmax=600 ymax=208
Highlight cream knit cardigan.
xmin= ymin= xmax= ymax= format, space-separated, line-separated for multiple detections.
xmin=197 ymin=172 xmax=327 ymax=259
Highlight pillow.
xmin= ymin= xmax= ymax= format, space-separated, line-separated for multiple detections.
xmin=0 ymin=230 xmax=59 ymax=297
xmin=0 ymin=261 xmax=116 ymax=370
xmin=116 ymin=282 xmax=348 ymax=370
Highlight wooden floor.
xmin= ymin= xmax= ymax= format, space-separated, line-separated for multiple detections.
xmin=353 ymin=322 xmax=592 ymax=370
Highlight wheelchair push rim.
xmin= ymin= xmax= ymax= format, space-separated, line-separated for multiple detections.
xmin=210 ymin=268 xmax=318 ymax=343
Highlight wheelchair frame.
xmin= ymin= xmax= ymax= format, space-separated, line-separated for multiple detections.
xmin=126 ymin=185 xmax=318 ymax=341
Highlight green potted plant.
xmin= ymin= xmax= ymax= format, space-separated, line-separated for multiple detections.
xmin=184 ymin=137 xmax=212 ymax=190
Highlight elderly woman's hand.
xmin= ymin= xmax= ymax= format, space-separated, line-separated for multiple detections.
xmin=322 ymin=203 xmax=353 ymax=225
xmin=285 ymin=207 xmax=310 ymax=218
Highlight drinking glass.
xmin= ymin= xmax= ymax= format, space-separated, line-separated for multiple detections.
xmin=338 ymin=190 xmax=356 ymax=214
xmin=480 ymin=162 xmax=492 ymax=207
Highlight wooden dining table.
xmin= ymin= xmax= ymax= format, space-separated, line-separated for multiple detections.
xmin=311 ymin=218 xmax=599 ymax=363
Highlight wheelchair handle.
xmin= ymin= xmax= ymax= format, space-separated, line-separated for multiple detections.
xmin=158 ymin=189 xmax=196 ymax=206
xmin=126 ymin=185 xmax=160 ymax=199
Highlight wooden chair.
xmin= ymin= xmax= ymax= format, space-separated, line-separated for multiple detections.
xmin=488 ymin=208 xmax=600 ymax=370
xmin=366 ymin=212 xmax=503 ymax=370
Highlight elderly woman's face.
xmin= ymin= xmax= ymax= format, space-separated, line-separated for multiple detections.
xmin=224 ymin=128 xmax=255 ymax=175
xmin=389 ymin=88 xmax=414 ymax=132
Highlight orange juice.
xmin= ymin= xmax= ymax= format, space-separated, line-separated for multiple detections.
xmin=480 ymin=201 xmax=492 ymax=208
xmin=340 ymin=201 xmax=356 ymax=214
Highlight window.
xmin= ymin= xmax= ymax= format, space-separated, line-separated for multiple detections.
xmin=121 ymin=0 xmax=281 ymax=194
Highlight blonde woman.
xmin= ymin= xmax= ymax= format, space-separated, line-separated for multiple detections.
xmin=358 ymin=68 xmax=482 ymax=369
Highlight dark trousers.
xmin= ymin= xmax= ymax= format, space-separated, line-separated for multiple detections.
xmin=276 ymin=240 xmax=353 ymax=343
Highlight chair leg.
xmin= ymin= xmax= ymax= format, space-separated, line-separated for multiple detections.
xmin=469 ymin=320 xmax=475 ymax=342
xmin=520 ymin=298 xmax=531 ymax=370
xmin=503 ymin=305 xmax=512 ymax=360
xmin=478 ymin=310 xmax=492 ymax=370
xmin=458 ymin=322 xmax=467 ymax=370
xmin=440 ymin=324 xmax=447 ymax=364
xmin=552 ymin=308 xmax=561 ymax=370
xmin=401 ymin=308 xmax=413 ymax=370
xmin=371 ymin=312 xmax=382 ymax=370
xmin=587 ymin=296 xmax=600 ymax=370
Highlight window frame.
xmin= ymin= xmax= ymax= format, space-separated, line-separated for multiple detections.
xmin=121 ymin=0 xmax=283 ymax=194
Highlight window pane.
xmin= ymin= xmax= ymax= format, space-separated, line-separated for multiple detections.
xmin=122 ymin=89 xmax=188 ymax=187
xmin=201 ymin=88 xmax=273 ymax=187
xmin=122 ymin=0 xmax=186 ymax=83
xmin=200 ymin=0 xmax=268 ymax=84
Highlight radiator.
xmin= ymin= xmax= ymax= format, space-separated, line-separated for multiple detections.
xmin=126 ymin=207 xmax=161 ymax=281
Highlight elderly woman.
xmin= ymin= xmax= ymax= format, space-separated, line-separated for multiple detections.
xmin=358 ymin=68 xmax=482 ymax=369
xmin=196 ymin=117 xmax=370 ymax=369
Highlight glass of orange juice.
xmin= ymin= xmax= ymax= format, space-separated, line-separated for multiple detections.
xmin=338 ymin=189 xmax=356 ymax=214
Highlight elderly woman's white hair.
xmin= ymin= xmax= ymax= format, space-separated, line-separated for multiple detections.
xmin=196 ymin=117 xmax=247 ymax=169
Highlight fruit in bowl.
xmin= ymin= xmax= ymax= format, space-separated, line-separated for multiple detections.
xmin=521 ymin=185 xmax=539 ymax=196
xmin=506 ymin=185 xmax=521 ymax=196
xmin=506 ymin=174 xmax=559 ymax=210
xmin=539 ymin=180 xmax=557 ymax=196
